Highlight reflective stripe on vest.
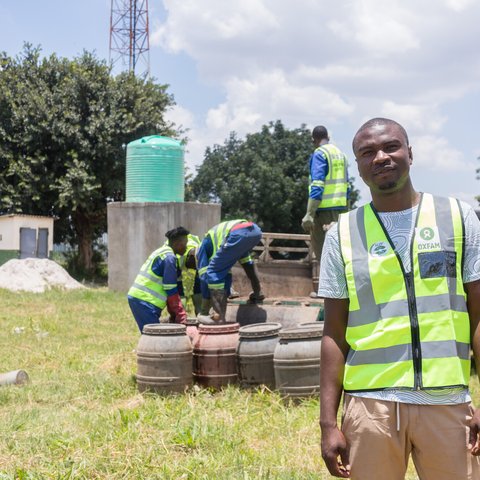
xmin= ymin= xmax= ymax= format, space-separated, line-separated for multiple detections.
xmin=127 ymin=244 xmax=172 ymax=309
xmin=207 ymin=219 xmax=247 ymax=258
xmin=309 ymin=144 xmax=348 ymax=209
xmin=338 ymin=193 xmax=469 ymax=392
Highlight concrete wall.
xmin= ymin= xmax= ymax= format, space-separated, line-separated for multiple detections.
xmin=232 ymin=263 xmax=314 ymax=298
xmin=108 ymin=202 xmax=221 ymax=292
xmin=0 ymin=215 xmax=54 ymax=252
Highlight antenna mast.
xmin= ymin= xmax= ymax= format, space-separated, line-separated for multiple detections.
xmin=109 ymin=0 xmax=150 ymax=77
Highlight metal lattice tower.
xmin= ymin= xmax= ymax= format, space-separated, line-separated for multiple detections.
xmin=109 ymin=0 xmax=150 ymax=77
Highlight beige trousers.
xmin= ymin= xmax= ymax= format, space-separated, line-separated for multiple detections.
xmin=342 ymin=395 xmax=480 ymax=480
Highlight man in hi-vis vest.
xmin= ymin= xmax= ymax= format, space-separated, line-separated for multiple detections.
xmin=196 ymin=219 xmax=264 ymax=324
xmin=319 ymin=118 xmax=480 ymax=479
xmin=128 ymin=227 xmax=190 ymax=333
xmin=301 ymin=126 xmax=348 ymax=294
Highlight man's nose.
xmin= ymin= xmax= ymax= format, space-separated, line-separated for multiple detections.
xmin=373 ymin=149 xmax=389 ymax=163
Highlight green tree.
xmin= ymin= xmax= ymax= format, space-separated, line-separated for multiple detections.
xmin=189 ymin=120 xmax=359 ymax=233
xmin=0 ymin=45 xmax=178 ymax=273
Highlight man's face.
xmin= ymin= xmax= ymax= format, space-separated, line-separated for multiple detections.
xmin=172 ymin=236 xmax=188 ymax=256
xmin=354 ymin=123 xmax=413 ymax=194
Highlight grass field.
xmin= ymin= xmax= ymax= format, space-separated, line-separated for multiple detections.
xmin=0 ymin=288 xmax=477 ymax=479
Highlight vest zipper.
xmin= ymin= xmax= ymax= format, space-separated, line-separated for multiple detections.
xmin=371 ymin=195 xmax=424 ymax=390
xmin=404 ymin=271 xmax=422 ymax=389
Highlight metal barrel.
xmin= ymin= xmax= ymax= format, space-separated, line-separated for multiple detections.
xmin=193 ymin=323 xmax=240 ymax=389
xmin=273 ymin=324 xmax=323 ymax=399
xmin=136 ymin=324 xmax=192 ymax=394
xmin=237 ymin=322 xmax=282 ymax=389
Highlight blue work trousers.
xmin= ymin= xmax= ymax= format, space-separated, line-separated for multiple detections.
xmin=127 ymin=295 xmax=162 ymax=333
xmin=200 ymin=223 xmax=261 ymax=295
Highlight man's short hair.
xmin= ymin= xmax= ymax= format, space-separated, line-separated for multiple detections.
xmin=312 ymin=125 xmax=329 ymax=141
xmin=352 ymin=118 xmax=409 ymax=153
xmin=165 ymin=226 xmax=189 ymax=242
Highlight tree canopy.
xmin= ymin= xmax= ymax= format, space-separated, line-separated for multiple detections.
xmin=187 ymin=120 xmax=359 ymax=233
xmin=0 ymin=45 xmax=178 ymax=273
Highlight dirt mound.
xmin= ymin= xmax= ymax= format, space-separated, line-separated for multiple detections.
xmin=0 ymin=258 xmax=85 ymax=293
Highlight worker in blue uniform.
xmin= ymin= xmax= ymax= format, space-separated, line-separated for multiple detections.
xmin=302 ymin=125 xmax=349 ymax=268
xmin=127 ymin=227 xmax=190 ymax=333
xmin=196 ymin=219 xmax=264 ymax=324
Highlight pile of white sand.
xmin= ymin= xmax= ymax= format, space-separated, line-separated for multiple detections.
xmin=0 ymin=258 xmax=85 ymax=293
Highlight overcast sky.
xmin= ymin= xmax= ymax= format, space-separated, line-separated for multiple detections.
xmin=1 ymin=0 xmax=480 ymax=205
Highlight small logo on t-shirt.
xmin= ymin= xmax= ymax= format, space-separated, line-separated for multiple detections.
xmin=369 ymin=241 xmax=390 ymax=257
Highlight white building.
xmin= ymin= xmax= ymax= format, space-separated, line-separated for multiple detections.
xmin=0 ymin=214 xmax=54 ymax=266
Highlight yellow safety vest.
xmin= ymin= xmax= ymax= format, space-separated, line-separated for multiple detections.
xmin=177 ymin=234 xmax=201 ymax=271
xmin=128 ymin=244 xmax=173 ymax=309
xmin=338 ymin=193 xmax=469 ymax=391
xmin=309 ymin=143 xmax=348 ymax=209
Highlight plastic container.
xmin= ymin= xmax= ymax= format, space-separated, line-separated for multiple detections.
xmin=136 ymin=323 xmax=192 ymax=393
xmin=126 ymin=135 xmax=184 ymax=202
xmin=193 ymin=323 xmax=240 ymax=388
xmin=237 ymin=322 xmax=281 ymax=389
xmin=273 ymin=324 xmax=323 ymax=398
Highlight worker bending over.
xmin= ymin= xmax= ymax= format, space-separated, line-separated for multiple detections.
xmin=128 ymin=227 xmax=189 ymax=333
xmin=176 ymin=233 xmax=202 ymax=315
xmin=196 ymin=219 xmax=264 ymax=324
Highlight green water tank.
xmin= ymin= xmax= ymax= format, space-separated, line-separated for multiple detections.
xmin=126 ymin=135 xmax=184 ymax=202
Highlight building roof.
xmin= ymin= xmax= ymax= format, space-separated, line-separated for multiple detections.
xmin=0 ymin=214 xmax=54 ymax=220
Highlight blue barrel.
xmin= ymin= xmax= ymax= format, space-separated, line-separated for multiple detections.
xmin=126 ymin=135 xmax=184 ymax=202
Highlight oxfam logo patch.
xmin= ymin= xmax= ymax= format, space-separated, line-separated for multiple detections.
xmin=420 ymin=227 xmax=435 ymax=241
xmin=369 ymin=241 xmax=390 ymax=257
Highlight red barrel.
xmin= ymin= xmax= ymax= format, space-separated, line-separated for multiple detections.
xmin=193 ymin=323 xmax=240 ymax=388
xmin=136 ymin=324 xmax=192 ymax=394
xmin=185 ymin=318 xmax=200 ymax=345
xmin=237 ymin=322 xmax=281 ymax=389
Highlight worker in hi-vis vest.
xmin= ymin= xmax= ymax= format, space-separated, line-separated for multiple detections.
xmin=302 ymin=125 xmax=349 ymax=278
xmin=319 ymin=118 xmax=480 ymax=479
xmin=127 ymin=227 xmax=189 ymax=333
xmin=176 ymin=233 xmax=202 ymax=315
xmin=196 ymin=220 xmax=264 ymax=324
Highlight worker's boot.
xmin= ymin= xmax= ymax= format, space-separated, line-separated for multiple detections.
xmin=242 ymin=263 xmax=265 ymax=303
xmin=210 ymin=289 xmax=228 ymax=323
xmin=228 ymin=287 xmax=240 ymax=299
xmin=197 ymin=297 xmax=217 ymax=324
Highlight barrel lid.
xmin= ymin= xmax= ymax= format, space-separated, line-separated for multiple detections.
xmin=279 ymin=324 xmax=323 ymax=339
xmin=298 ymin=321 xmax=324 ymax=335
xmin=198 ymin=323 xmax=240 ymax=334
xmin=142 ymin=323 xmax=186 ymax=335
xmin=185 ymin=318 xmax=199 ymax=326
xmin=239 ymin=322 xmax=282 ymax=338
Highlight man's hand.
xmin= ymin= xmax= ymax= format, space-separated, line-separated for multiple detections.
xmin=469 ymin=407 xmax=480 ymax=455
xmin=175 ymin=310 xmax=187 ymax=325
xmin=301 ymin=213 xmax=314 ymax=232
xmin=302 ymin=198 xmax=321 ymax=232
xmin=321 ymin=425 xmax=351 ymax=478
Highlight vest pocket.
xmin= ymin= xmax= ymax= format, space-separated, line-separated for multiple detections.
xmin=418 ymin=251 xmax=456 ymax=279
